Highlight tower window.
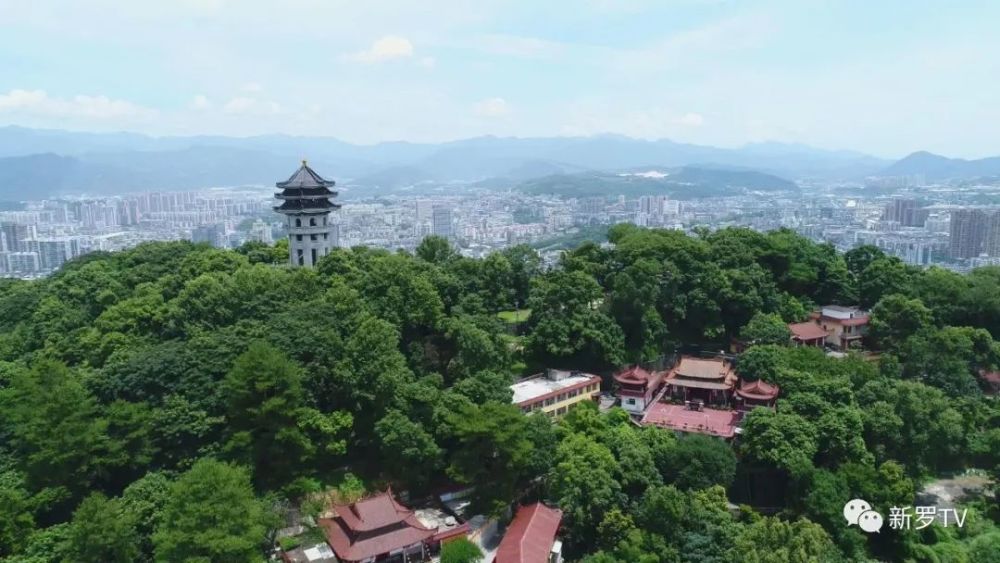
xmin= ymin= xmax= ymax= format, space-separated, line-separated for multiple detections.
xmin=295 ymin=218 xmax=301 ymax=227
xmin=310 ymin=218 xmax=316 ymax=226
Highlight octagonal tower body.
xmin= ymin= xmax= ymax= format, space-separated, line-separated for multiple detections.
xmin=274 ymin=161 xmax=340 ymax=267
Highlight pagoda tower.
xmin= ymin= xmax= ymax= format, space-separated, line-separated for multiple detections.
xmin=274 ymin=160 xmax=340 ymax=267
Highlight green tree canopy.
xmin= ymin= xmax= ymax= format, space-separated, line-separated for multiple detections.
xmin=153 ymin=458 xmax=271 ymax=563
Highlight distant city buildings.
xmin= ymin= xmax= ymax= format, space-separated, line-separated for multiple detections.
xmin=246 ymin=219 xmax=273 ymax=244
xmin=2 ymin=171 xmax=1000 ymax=279
xmin=882 ymin=198 xmax=928 ymax=227
xmin=948 ymin=209 xmax=1000 ymax=259
xmin=431 ymin=205 xmax=453 ymax=239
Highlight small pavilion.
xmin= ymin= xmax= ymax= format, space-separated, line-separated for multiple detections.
xmin=735 ymin=379 xmax=780 ymax=415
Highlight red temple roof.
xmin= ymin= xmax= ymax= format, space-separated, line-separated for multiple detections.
xmin=613 ymin=365 xmax=664 ymax=387
xmin=320 ymin=491 xmax=436 ymax=562
xmin=665 ymin=356 xmax=737 ymax=391
xmin=495 ymin=503 xmax=563 ymax=563
xmin=736 ymin=379 xmax=780 ymax=401
xmin=788 ymin=322 xmax=828 ymax=341
xmin=332 ymin=490 xmax=418 ymax=532
xmin=981 ymin=370 xmax=1000 ymax=385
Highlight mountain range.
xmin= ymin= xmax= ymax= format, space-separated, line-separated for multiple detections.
xmin=0 ymin=125 xmax=994 ymax=199
xmin=880 ymin=151 xmax=1000 ymax=181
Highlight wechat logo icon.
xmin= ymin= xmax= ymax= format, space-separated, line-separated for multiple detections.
xmin=844 ymin=499 xmax=884 ymax=533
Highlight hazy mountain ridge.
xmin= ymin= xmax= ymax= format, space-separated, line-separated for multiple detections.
xmin=517 ymin=167 xmax=798 ymax=199
xmin=0 ymin=125 xmax=981 ymax=199
xmin=881 ymin=150 xmax=1000 ymax=181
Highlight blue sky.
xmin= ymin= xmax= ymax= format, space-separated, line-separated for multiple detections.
xmin=1 ymin=0 xmax=998 ymax=158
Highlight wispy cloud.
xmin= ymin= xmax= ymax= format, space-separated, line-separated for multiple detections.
xmin=474 ymin=97 xmax=510 ymax=117
xmin=221 ymin=96 xmax=282 ymax=115
xmin=344 ymin=36 xmax=415 ymax=63
xmin=469 ymin=33 xmax=568 ymax=59
xmin=0 ymin=89 xmax=156 ymax=120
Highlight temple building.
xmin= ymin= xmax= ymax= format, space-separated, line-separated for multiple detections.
xmin=663 ymin=356 xmax=737 ymax=407
xmin=274 ymin=161 xmax=340 ymax=267
xmin=735 ymin=379 xmax=780 ymax=415
xmin=495 ymin=503 xmax=564 ymax=563
xmin=613 ymin=365 xmax=665 ymax=414
xmin=317 ymin=490 xmax=465 ymax=563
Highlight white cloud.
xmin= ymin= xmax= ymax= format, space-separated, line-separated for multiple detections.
xmin=345 ymin=36 xmax=414 ymax=63
xmin=674 ymin=112 xmax=704 ymax=126
xmin=240 ymin=82 xmax=263 ymax=93
xmin=471 ymin=34 xmax=567 ymax=59
xmin=612 ymin=14 xmax=775 ymax=72
xmin=474 ymin=97 xmax=510 ymax=117
xmin=221 ymin=96 xmax=282 ymax=115
xmin=0 ymin=89 xmax=155 ymax=119
xmin=419 ymin=56 xmax=436 ymax=68
xmin=190 ymin=94 xmax=212 ymax=110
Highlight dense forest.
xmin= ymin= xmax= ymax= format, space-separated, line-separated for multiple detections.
xmin=0 ymin=225 xmax=998 ymax=562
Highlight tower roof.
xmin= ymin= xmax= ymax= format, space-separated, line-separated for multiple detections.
xmin=277 ymin=160 xmax=336 ymax=189
xmin=275 ymin=160 xmax=340 ymax=215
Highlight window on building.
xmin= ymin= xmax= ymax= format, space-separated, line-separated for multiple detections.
xmin=296 ymin=235 xmax=302 ymax=241
xmin=545 ymin=397 xmax=555 ymax=406
xmin=557 ymin=393 xmax=566 ymax=402
xmin=310 ymin=234 xmax=317 ymax=241
xmin=557 ymin=407 xmax=567 ymax=415
xmin=569 ymin=389 xmax=578 ymax=398
xmin=297 ymin=249 xmax=304 ymax=266
xmin=311 ymin=248 xmax=317 ymax=265
xmin=310 ymin=218 xmax=316 ymax=226
xmin=323 ymin=233 xmax=328 ymax=240
xmin=295 ymin=218 xmax=301 ymax=227
xmin=626 ymin=398 xmax=636 ymax=405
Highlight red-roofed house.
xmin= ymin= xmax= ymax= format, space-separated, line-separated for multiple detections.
xmin=788 ymin=322 xmax=828 ymax=347
xmin=318 ymin=491 xmax=440 ymax=563
xmin=613 ymin=365 xmax=665 ymax=414
xmin=495 ymin=503 xmax=563 ymax=563
xmin=735 ymin=379 xmax=780 ymax=414
xmin=980 ymin=370 xmax=1000 ymax=395
xmin=813 ymin=305 xmax=869 ymax=350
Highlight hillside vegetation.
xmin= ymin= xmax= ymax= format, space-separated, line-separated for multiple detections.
xmin=0 ymin=228 xmax=997 ymax=562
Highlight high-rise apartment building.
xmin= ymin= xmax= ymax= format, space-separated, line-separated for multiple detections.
xmin=949 ymin=209 xmax=989 ymax=259
xmin=883 ymin=199 xmax=928 ymax=227
xmin=432 ymin=206 xmax=453 ymax=239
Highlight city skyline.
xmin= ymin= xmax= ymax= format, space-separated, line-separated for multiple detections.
xmin=2 ymin=1 xmax=1000 ymax=158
